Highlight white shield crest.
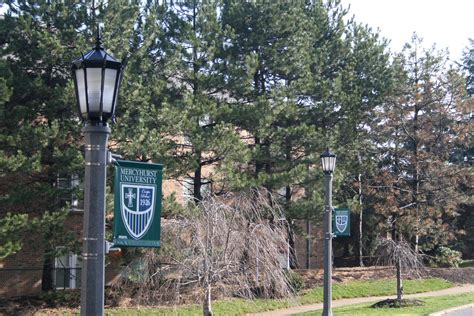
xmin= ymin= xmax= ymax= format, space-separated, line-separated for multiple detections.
xmin=121 ymin=184 xmax=155 ymax=239
xmin=335 ymin=215 xmax=348 ymax=233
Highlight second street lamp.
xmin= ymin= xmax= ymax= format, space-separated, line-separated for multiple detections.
xmin=72 ymin=31 xmax=123 ymax=316
xmin=321 ymin=148 xmax=336 ymax=316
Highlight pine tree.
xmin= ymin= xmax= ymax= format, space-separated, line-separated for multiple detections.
xmin=113 ymin=0 xmax=248 ymax=204
xmin=219 ymin=1 xmax=396 ymax=267
xmin=454 ymin=38 xmax=474 ymax=256
xmin=461 ymin=38 xmax=474 ymax=96
xmin=372 ymin=35 xmax=470 ymax=252
xmin=327 ymin=22 xmax=393 ymax=266
xmin=219 ymin=1 xmax=319 ymax=196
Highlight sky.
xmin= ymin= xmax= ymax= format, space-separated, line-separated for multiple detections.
xmin=340 ymin=0 xmax=474 ymax=62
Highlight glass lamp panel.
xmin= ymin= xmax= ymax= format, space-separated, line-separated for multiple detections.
xmin=321 ymin=156 xmax=336 ymax=172
xmin=112 ymin=76 xmax=121 ymax=114
xmin=330 ymin=156 xmax=336 ymax=171
xmin=86 ymin=68 xmax=102 ymax=113
xmin=321 ymin=157 xmax=328 ymax=172
xmin=102 ymin=68 xmax=118 ymax=114
xmin=75 ymin=69 xmax=87 ymax=114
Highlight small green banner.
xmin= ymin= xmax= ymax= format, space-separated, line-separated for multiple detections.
xmin=113 ymin=160 xmax=162 ymax=247
xmin=333 ymin=208 xmax=350 ymax=236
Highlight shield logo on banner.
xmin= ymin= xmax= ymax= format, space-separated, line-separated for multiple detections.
xmin=335 ymin=215 xmax=348 ymax=233
xmin=121 ymin=184 xmax=155 ymax=239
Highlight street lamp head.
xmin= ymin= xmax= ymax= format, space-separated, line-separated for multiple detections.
xmin=71 ymin=30 xmax=123 ymax=124
xmin=320 ymin=148 xmax=336 ymax=174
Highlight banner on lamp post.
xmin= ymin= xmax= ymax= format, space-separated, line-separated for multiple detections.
xmin=113 ymin=160 xmax=162 ymax=248
xmin=333 ymin=208 xmax=350 ymax=237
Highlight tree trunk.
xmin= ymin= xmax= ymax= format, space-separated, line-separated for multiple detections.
xmin=203 ymin=284 xmax=213 ymax=316
xmin=288 ymin=220 xmax=298 ymax=269
xmin=358 ymin=172 xmax=364 ymax=267
xmin=193 ymin=157 xmax=203 ymax=203
xmin=42 ymin=143 xmax=56 ymax=292
xmin=391 ymin=214 xmax=403 ymax=301
xmin=41 ymin=254 xmax=54 ymax=292
xmin=396 ymin=256 xmax=403 ymax=301
xmin=284 ymin=184 xmax=298 ymax=269
xmin=414 ymin=234 xmax=419 ymax=253
xmin=255 ymin=136 xmax=263 ymax=176
xmin=413 ymin=49 xmax=420 ymax=253
xmin=191 ymin=2 xmax=203 ymax=205
xmin=306 ymin=218 xmax=311 ymax=269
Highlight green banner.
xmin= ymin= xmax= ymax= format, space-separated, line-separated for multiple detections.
xmin=333 ymin=208 xmax=350 ymax=236
xmin=113 ymin=160 xmax=162 ymax=247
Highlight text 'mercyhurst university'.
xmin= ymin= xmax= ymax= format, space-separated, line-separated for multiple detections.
xmin=120 ymin=168 xmax=158 ymax=184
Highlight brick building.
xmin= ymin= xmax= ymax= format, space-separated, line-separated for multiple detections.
xmin=0 ymin=211 xmax=84 ymax=297
xmin=294 ymin=219 xmax=325 ymax=269
xmin=0 ymin=177 xmax=184 ymax=298
xmin=1 ymin=172 xmax=325 ymax=298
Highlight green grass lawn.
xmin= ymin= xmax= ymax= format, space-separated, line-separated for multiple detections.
xmin=103 ymin=278 xmax=452 ymax=315
xmin=297 ymin=292 xmax=474 ymax=316
xmin=105 ymin=298 xmax=293 ymax=316
xmin=299 ymin=278 xmax=452 ymax=304
xmin=460 ymin=259 xmax=474 ymax=267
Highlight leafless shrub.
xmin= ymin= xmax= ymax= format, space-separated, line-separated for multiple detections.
xmin=375 ymin=237 xmax=424 ymax=301
xmin=376 ymin=238 xmax=424 ymax=272
xmin=111 ymin=189 xmax=293 ymax=315
xmin=110 ymin=250 xmax=184 ymax=305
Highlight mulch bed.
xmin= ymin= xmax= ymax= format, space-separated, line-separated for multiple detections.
xmin=425 ymin=267 xmax=474 ymax=284
xmin=297 ymin=266 xmax=474 ymax=288
xmin=371 ymin=298 xmax=424 ymax=308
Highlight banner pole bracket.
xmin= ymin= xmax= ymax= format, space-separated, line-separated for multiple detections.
xmin=107 ymin=151 xmax=123 ymax=165
xmin=105 ymin=241 xmax=121 ymax=254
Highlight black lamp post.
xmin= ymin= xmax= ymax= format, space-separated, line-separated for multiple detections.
xmin=72 ymin=32 xmax=123 ymax=316
xmin=321 ymin=148 xmax=336 ymax=316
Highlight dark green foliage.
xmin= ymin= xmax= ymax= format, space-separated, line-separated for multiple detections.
xmin=462 ymin=38 xmax=474 ymax=96
xmin=285 ymin=270 xmax=305 ymax=293
xmin=38 ymin=289 xmax=81 ymax=308
xmin=0 ymin=213 xmax=28 ymax=258
xmin=432 ymin=246 xmax=463 ymax=268
xmin=0 ymin=0 xmax=89 ymax=290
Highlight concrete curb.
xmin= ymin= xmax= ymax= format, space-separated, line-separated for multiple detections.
xmin=430 ymin=303 xmax=474 ymax=316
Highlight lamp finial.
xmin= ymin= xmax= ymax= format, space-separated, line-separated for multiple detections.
xmin=95 ymin=25 xmax=103 ymax=50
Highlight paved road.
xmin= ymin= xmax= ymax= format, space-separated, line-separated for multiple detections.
xmin=248 ymin=284 xmax=474 ymax=316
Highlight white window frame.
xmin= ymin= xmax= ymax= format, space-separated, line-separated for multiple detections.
xmin=182 ymin=177 xmax=212 ymax=203
xmin=56 ymin=174 xmax=83 ymax=212
xmin=54 ymin=250 xmax=82 ymax=290
xmin=182 ymin=177 xmax=194 ymax=203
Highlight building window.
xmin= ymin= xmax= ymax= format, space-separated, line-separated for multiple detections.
xmin=182 ymin=178 xmax=194 ymax=203
xmin=199 ymin=114 xmax=211 ymax=127
xmin=55 ymin=251 xmax=82 ymax=289
xmin=57 ymin=174 xmax=83 ymax=211
xmin=182 ymin=177 xmax=212 ymax=203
